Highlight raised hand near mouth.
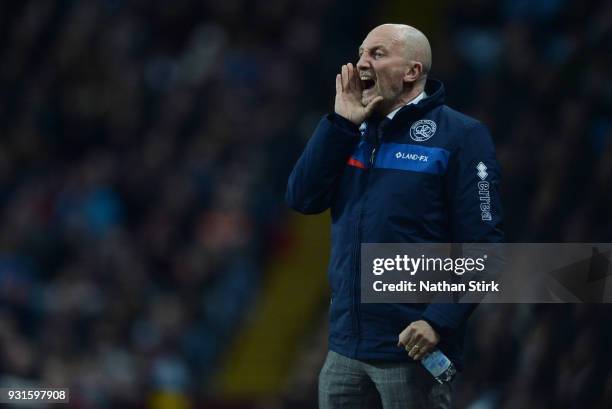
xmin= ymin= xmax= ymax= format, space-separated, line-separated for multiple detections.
xmin=334 ymin=63 xmax=383 ymax=125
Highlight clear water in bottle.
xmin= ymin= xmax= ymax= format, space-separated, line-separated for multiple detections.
xmin=421 ymin=349 xmax=456 ymax=384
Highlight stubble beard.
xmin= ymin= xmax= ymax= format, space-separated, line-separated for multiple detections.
xmin=361 ymin=88 xmax=383 ymax=110
xmin=362 ymin=90 xmax=392 ymax=116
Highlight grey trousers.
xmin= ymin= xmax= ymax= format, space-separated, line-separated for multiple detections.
xmin=318 ymin=350 xmax=452 ymax=409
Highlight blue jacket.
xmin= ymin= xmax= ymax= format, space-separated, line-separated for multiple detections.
xmin=286 ymin=79 xmax=503 ymax=369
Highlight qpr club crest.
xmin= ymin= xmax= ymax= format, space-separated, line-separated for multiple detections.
xmin=410 ymin=119 xmax=437 ymax=142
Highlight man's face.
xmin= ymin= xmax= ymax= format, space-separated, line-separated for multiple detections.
xmin=357 ymin=27 xmax=410 ymax=110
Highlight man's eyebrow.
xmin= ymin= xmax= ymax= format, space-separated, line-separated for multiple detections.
xmin=358 ymin=45 xmax=387 ymax=53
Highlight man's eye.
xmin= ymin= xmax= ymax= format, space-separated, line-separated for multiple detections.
xmin=374 ymin=52 xmax=384 ymax=58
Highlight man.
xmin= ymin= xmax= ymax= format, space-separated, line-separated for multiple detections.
xmin=286 ymin=24 xmax=503 ymax=408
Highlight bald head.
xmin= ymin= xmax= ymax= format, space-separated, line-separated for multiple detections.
xmin=369 ymin=24 xmax=432 ymax=77
xmin=356 ymin=23 xmax=432 ymax=114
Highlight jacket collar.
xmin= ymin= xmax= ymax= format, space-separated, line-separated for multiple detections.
xmin=386 ymin=78 xmax=445 ymax=132
xmin=361 ymin=79 xmax=446 ymax=142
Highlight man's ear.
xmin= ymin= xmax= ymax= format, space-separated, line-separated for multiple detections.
xmin=403 ymin=62 xmax=423 ymax=83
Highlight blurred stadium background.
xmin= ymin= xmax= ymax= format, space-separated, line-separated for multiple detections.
xmin=0 ymin=0 xmax=611 ymax=408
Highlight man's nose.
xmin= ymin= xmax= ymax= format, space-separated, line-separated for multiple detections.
xmin=356 ymin=54 xmax=370 ymax=71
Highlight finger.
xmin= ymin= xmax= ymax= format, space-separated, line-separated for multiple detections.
xmin=415 ymin=341 xmax=431 ymax=357
xmin=405 ymin=325 xmax=416 ymax=346
xmin=406 ymin=344 xmax=421 ymax=359
xmin=336 ymin=74 xmax=341 ymax=94
xmin=397 ymin=327 xmax=410 ymax=347
xmin=364 ymin=96 xmax=383 ymax=115
xmin=407 ymin=343 xmax=421 ymax=359
xmin=412 ymin=340 xmax=430 ymax=360
xmin=406 ymin=343 xmax=413 ymax=357
xmin=354 ymin=64 xmax=362 ymax=92
xmin=416 ymin=338 xmax=429 ymax=350
xmin=414 ymin=349 xmax=429 ymax=361
xmin=341 ymin=64 xmax=349 ymax=91
xmin=347 ymin=63 xmax=357 ymax=90
xmin=414 ymin=346 xmax=431 ymax=361
xmin=346 ymin=63 xmax=353 ymax=90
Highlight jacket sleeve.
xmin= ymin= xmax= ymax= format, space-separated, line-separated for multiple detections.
xmin=286 ymin=113 xmax=361 ymax=214
xmin=422 ymin=121 xmax=504 ymax=335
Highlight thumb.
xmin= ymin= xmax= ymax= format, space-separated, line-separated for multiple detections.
xmin=364 ymin=96 xmax=383 ymax=116
xmin=397 ymin=333 xmax=406 ymax=347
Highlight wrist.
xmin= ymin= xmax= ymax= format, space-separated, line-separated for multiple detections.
xmin=330 ymin=113 xmax=361 ymax=132
xmin=420 ymin=318 xmax=442 ymax=339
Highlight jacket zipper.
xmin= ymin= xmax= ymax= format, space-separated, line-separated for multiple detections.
xmin=353 ymin=126 xmax=383 ymax=342
xmin=369 ymin=141 xmax=379 ymax=166
xmin=351 ymin=224 xmax=360 ymax=337
xmin=369 ymin=122 xmax=383 ymax=166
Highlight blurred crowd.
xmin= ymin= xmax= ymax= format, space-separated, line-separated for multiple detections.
xmin=443 ymin=3 xmax=612 ymax=404
xmin=0 ymin=0 xmax=610 ymax=408
xmin=0 ymin=0 xmax=326 ymax=407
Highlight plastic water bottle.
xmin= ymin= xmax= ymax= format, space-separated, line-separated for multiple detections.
xmin=421 ymin=349 xmax=456 ymax=383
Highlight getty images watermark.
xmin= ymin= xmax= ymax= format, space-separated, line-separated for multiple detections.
xmin=371 ymin=253 xmax=497 ymax=292
xmin=361 ymin=243 xmax=612 ymax=303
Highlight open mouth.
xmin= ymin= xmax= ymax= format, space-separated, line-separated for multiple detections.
xmin=361 ymin=78 xmax=376 ymax=91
